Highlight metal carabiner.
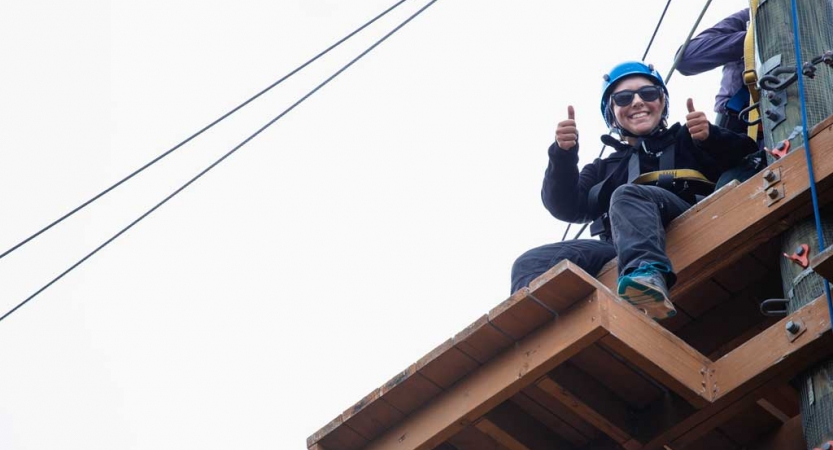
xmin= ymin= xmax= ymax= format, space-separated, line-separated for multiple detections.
xmin=759 ymin=66 xmax=799 ymax=92
xmin=739 ymin=101 xmax=762 ymax=125
xmin=760 ymin=298 xmax=789 ymax=317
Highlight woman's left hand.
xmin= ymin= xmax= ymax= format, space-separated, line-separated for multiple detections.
xmin=686 ymin=98 xmax=710 ymax=141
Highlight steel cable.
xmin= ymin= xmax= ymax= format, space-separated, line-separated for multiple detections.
xmin=0 ymin=0 xmax=440 ymax=323
xmin=0 ymin=0 xmax=410 ymax=262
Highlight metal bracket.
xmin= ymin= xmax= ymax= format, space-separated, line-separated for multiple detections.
xmin=766 ymin=185 xmax=785 ymax=206
xmin=760 ymin=54 xmax=782 ymax=78
xmin=764 ymin=89 xmax=788 ymax=130
xmin=762 ymin=167 xmax=781 ymax=189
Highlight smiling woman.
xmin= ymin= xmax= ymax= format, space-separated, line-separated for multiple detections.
xmin=511 ymin=59 xmax=759 ymax=320
xmin=611 ymin=79 xmax=666 ymax=139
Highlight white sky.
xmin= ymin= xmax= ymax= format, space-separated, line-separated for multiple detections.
xmin=0 ymin=1 xmax=748 ymax=449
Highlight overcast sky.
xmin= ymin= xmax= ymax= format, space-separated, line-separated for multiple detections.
xmin=0 ymin=1 xmax=747 ymax=448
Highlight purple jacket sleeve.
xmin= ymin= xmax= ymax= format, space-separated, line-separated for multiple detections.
xmin=676 ymin=9 xmax=749 ymax=75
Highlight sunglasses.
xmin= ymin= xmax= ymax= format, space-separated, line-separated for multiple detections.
xmin=610 ymin=85 xmax=663 ymax=107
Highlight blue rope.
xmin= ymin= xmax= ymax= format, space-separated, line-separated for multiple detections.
xmin=788 ymin=0 xmax=833 ymax=318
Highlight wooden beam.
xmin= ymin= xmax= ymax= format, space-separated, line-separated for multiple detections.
xmin=363 ymin=288 xmax=608 ymax=450
xmin=570 ymin=343 xmax=663 ymax=409
xmin=474 ymin=419 xmax=533 ymax=450
xmin=746 ymin=415 xmax=806 ymax=450
xmin=715 ymin=402 xmax=782 ymax=447
xmin=710 ymin=296 xmax=833 ymax=400
xmin=598 ymin=295 xmax=711 ymax=408
xmin=510 ymin=391 xmax=592 ymax=447
xmin=445 ymin=425 xmax=511 ymax=450
xmin=535 ymin=376 xmax=634 ymax=448
xmin=592 ymin=119 xmax=833 ymax=303
xmin=810 ymin=244 xmax=833 ymax=282
xmin=642 ymin=297 xmax=833 ymax=449
xmin=483 ymin=401 xmax=577 ymax=450
xmin=518 ymin=384 xmax=602 ymax=442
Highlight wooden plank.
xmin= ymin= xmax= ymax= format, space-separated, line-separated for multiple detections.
xmin=528 ymin=260 xmax=600 ymax=312
xmin=380 ymin=367 xmax=443 ymax=415
xmin=475 ymin=419 xmax=533 ymax=450
xmin=810 ymin=244 xmax=833 ymax=282
xmin=519 ymin=384 xmax=602 ymax=442
xmin=488 ymin=289 xmax=555 ymax=341
xmin=535 ymin=375 xmax=635 ymax=447
xmin=667 ymin=179 xmax=741 ymax=231
xmin=341 ymin=391 xmax=405 ymax=442
xmin=510 ymin=391 xmax=592 ymax=447
xmin=598 ymin=295 xmax=711 ymax=408
xmin=746 ymin=415 xmax=806 ymax=450
xmin=483 ymin=401 xmax=576 ymax=450
xmin=715 ymin=402 xmax=782 ymax=446
xmin=629 ymin=389 xmax=697 ymax=444
xmin=710 ymin=295 xmax=833 ymax=400
xmin=595 ymin=123 xmax=833 ymax=306
xmin=432 ymin=444 xmax=458 ymax=450
xmin=677 ymin=430 xmax=739 ymax=450
xmin=810 ymin=112 xmax=833 ymax=138
xmin=453 ymin=315 xmax=515 ymax=364
xmin=671 ymin=279 xmax=732 ymax=319
xmin=570 ymin=343 xmax=662 ymax=409
xmin=308 ymin=416 xmax=345 ymax=449
xmin=445 ymin=425 xmax=511 ymax=450
xmin=675 ymin=292 xmax=767 ymax=357
xmin=759 ymin=384 xmax=800 ymax=421
xmin=710 ymin=254 xmax=770 ymax=295
xmin=362 ymin=288 xmax=608 ymax=450
xmin=317 ymin=422 xmax=370 ymax=450
xmin=706 ymin=316 xmax=779 ymax=361
xmin=416 ymin=340 xmax=480 ymax=390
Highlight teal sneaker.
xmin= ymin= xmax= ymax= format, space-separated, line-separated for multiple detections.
xmin=617 ymin=263 xmax=677 ymax=320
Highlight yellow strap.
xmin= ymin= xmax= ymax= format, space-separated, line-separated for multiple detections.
xmin=632 ymin=169 xmax=715 ymax=187
xmin=744 ymin=0 xmax=761 ymax=139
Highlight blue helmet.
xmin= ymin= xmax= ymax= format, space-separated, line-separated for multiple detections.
xmin=600 ymin=61 xmax=669 ymax=128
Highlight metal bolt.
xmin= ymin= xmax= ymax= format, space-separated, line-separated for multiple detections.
xmin=763 ymin=170 xmax=776 ymax=182
xmin=786 ymin=321 xmax=801 ymax=334
xmin=768 ymin=188 xmax=780 ymax=199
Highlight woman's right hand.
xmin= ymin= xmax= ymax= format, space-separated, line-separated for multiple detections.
xmin=555 ymin=105 xmax=578 ymax=150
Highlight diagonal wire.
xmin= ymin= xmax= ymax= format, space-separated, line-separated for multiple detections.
xmin=0 ymin=0 xmax=410 ymax=262
xmin=666 ymin=0 xmax=713 ymax=83
xmin=0 ymin=0 xmax=441 ymax=324
xmin=642 ymin=0 xmax=673 ymax=62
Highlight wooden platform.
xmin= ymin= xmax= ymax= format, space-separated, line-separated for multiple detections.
xmin=306 ymin=116 xmax=833 ymax=450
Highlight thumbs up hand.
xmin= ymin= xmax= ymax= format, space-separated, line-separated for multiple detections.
xmin=685 ymin=98 xmax=710 ymax=141
xmin=555 ymin=105 xmax=579 ymax=150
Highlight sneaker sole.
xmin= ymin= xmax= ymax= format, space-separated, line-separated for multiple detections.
xmin=618 ymin=279 xmax=677 ymax=320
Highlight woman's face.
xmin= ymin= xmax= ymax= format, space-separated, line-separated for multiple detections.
xmin=611 ymin=75 xmax=665 ymax=136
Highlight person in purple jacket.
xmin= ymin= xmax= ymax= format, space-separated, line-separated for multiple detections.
xmin=510 ymin=61 xmax=758 ymax=319
xmin=677 ymin=8 xmax=750 ymax=133
xmin=676 ymin=8 xmax=765 ymax=186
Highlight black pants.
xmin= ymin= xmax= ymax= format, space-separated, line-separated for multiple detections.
xmin=511 ymin=184 xmax=691 ymax=293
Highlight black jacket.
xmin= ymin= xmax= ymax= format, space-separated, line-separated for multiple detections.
xmin=542 ymin=122 xmax=758 ymax=224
